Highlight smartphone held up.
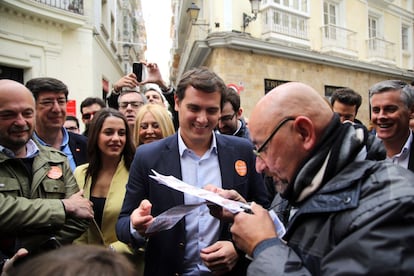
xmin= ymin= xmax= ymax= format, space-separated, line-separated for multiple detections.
xmin=133 ymin=62 xmax=147 ymax=82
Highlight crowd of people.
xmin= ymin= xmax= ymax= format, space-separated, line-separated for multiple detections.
xmin=1 ymin=62 xmax=414 ymax=276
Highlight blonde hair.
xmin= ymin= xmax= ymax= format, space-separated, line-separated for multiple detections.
xmin=134 ymin=104 xmax=175 ymax=146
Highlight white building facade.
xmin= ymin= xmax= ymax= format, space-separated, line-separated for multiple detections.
xmin=0 ymin=0 xmax=146 ymax=118
xmin=171 ymin=0 xmax=414 ymax=125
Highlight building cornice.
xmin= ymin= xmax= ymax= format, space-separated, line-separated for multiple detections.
xmin=2 ymin=0 xmax=85 ymax=29
xmin=184 ymin=31 xmax=414 ymax=79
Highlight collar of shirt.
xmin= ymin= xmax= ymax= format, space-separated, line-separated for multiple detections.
xmin=233 ymin=119 xmax=243 ymax=136
xmin=33 ymin=127 xmax=69 ymax=149
xmin=33 ymin=127 xmax=76 ymax=171
xmin=388 ymin=131 xmax=412 ymax=167
xmin=177 ymin=128 xmax=218 ymax=157
xmin=0 ymin=139 xmax=39 ymax=158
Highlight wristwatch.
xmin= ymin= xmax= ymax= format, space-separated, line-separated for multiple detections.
xmin=161 ymin=85 xmax=174 ymax=94
xmin=111 ymin=84 xmax=121 ymax=95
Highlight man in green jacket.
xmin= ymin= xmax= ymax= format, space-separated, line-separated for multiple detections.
xmin=0 ymin=79 xmax=93 ymax=269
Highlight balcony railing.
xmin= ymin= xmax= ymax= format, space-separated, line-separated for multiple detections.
xmin=320 ymin=25 xmax=357 ymax=58
xmin=33 ymin=0 xmax=84 ymax=15
xmin=262 ymin=10 xmax=309 ymax=40
xmin=366 ymin=37 xmax=395 ymax=63
xmin=261 ymin=7 xmax=310 ymax=48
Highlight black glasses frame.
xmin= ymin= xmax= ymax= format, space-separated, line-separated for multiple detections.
xmin=218 ymin=112 xmax=237 ymax=122
xmin=253 ymin=116 xmax=295 ymax=157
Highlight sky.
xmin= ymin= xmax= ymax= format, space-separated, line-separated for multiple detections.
xmin=141 ymin=0 xmax=172 ymax=81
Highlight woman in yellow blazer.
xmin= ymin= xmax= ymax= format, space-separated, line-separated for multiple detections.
xmin=74 ymin=108 xmax=135 ymax=254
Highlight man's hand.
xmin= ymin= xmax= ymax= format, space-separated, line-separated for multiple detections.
xmin=204 ymin=185 xmax=247 ymax=222
xmin=61 ymin=189 xmax=94 ymax=219
xmin=231 ymin=202 xmax=277 ymax=256
xmin=200 ymin=241 xmax=238 ymax=275
xmin=130 ymin=199 xmax=154 ymax=236
xmin=1 ymin=248 xmax=28 ymax=276
xmin=140 ymin=62 xmax=168 ymax=90
xmin=113 ymin=73 xmax=139 ymax=92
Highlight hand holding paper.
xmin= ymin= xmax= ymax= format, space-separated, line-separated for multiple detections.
xmin=147 ymin=170 xmax=285 ymax=238
xmin=145 ymin=170 xmax=253 ymax=234
xmin=131 ymin=199 xmax=154 ymax=236
xmin=149 ymin=170 xmax=252 ymax=213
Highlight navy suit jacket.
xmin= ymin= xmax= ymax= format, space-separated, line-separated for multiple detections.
xmin=116 ymin=133 xmax=269 ymax=275
xmin=68 ymin=132 xmax=88 ymax=166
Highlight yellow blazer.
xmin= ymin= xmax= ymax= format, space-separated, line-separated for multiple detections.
xmin=73 ymin=158 xmax=132 ymax=254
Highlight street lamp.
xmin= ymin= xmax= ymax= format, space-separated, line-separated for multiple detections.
xmin=122 ymin=44 xmax=132 ymax=75
xmin=122 ymin=43 xmax=131 ymax=57
xmin=187 ymin=2 xmax=200 ymax=22
xmin=187 ymin=2 xmax=209 ymax=26
xmin=243 ymin=0 xmax=261 ymax=32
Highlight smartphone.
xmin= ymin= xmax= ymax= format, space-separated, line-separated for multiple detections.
xmin=133 ymin=62 xmax=144 ymax=82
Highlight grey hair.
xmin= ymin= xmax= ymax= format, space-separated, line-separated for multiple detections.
xmin=369 ymin=80 xmax=414 ymax=109
xmin=117 ymin=90 xmax=147 ymax=104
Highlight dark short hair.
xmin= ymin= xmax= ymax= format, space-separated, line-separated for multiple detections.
xmin=80 ymin=97 xmax=106 ymax=113
xmin=10 ymin=244 xmax=136 ymax=276
xmin=175 ymin=67 xmax=226 ymax=109
xmin=369 ymin=80 xmax=414 ymax=109
xmin=330 ymin=88 xmax=362 ymax=113
xmin=223 ymin=87 xmax=241 ymax=112
xmin=85 ymin=108 xmax=135 ymax=183
xmin=25 ymin=77 xmax=69 ymax=100
xmin=65 ymin=115 xmax=79 ymax=128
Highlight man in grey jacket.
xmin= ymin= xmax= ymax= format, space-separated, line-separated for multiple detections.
xmin=212 ymin=82 xmax=414 ymax=275
xmin=0 ymin=80 xmax=93 ymax=270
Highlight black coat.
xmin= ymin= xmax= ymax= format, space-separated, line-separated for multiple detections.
xmin=68 ymin=132 xmax=88 ymax=166
xmin=408 ymin=132 xmax=414 ymax=172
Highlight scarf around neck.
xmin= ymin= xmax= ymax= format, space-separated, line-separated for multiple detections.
xmin=282 ymin=115 xmax=385 ymax=205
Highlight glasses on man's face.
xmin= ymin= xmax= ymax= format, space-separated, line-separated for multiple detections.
xmin=253 ymin=116 xmax=295 ymax=158
xmin=82 ymin=112 xmax=96 ymax=120
xmin=65 ymin=126 xmax=78 ymax=131
xmin=38 ymin=97 xmax=67 ymax=107
xmin=218 ymin=112 xmax=237 ymax=122
xmin=119 ymin=101 xmax=144 ymax=109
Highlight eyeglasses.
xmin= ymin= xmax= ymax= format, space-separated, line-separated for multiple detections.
xmin=38 ymin=98 xmax=67 ymax=107
xmin=65 ymin=127 xmax=78 ymax=131
xmin=218 ymin=112 xmax=237 ymax=122
xmin=253 ymin=116 xmax=295 ymax=158
xmin=119 ymin=101 xmax=144 ymax=109
xmin=82 ymin=112 xmax=96 ymax=120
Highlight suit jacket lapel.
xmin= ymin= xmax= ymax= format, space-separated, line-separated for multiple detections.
xmin=158 ymin=134 xmax=184 ymax=206
xmin=216 ymin=135 xmax=235 ymax=190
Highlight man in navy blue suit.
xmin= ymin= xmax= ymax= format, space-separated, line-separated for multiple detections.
xmin=116 ymin=67 xmax=269 ymax=275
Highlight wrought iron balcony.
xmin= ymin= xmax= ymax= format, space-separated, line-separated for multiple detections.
xmin=366 ymin=37 xmax=395 ymax=65
xmin=320 ymin=25 xmax=358 ymax=58
xmin=33 ymin=0 xmax=84 ymax=15
xmin=261 ymin=7 xmax=310 ymax=48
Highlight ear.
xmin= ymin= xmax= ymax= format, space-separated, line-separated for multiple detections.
xmin=174 ymin=94 xmax=179 ymax=112
xmin=237 ymin=107 xmax=243 ymax=118
xmin=409 ymin=104 xmax=414 ymax=119
xmin=293 ymin=116 xmax=317 ymax=152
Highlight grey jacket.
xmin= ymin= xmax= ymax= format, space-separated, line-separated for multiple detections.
xmin=249 ymin=160 xmax=414 ymax=275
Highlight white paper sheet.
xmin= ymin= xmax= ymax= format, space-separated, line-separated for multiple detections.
xmin=147 ymin=170 xmax=286 ymax=236
xmin=149 ymin=169 xmax=253 ymax=213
